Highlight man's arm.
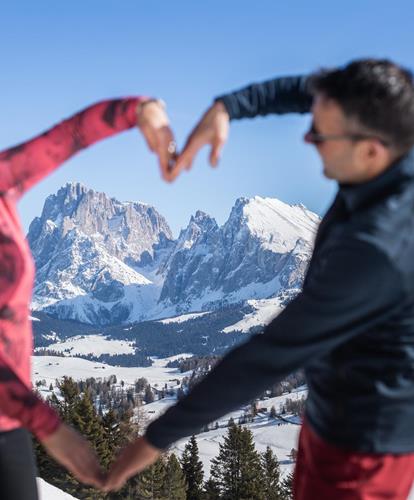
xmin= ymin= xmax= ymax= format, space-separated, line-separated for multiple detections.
xmin=216 ymin=74 xmax=312 ymax=120
xmin=0 ymin=97 xmax=176 ymax=196
xmin=173 ymin=75 xmax=312 ymax=174
xmin=104 ymin=238 xmax=403 ymax=490
xmin=144 ymin=239 xmax=402 ymax=449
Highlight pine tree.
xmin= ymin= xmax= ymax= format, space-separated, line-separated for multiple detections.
xmin=251 ymin=402 xmax=258 ymax=419
xmin=102 ymin=407 xmax=119 ymax=445
xmin=67 ymin=390 xmax=109 ymax=499
xmin=135 ymin=377 xmax=149 ymax=393
xmin=163 ymin=454 xmax=187 ymax=500
xmin=136 ymin=457 xmax=166 ymax=499
xmin=280 ymin=471 xmax=294 ymax=500
xmin=203 ymin=478 xmax=221 ymax=499
xmin=35 ymin=379 xmax=105 ymax=498
xmin=51 ymin=376 xmax=81 ymax=421
xmin=181 ymin=435 xmax=204 ymax=500
xmin=35 ymin=378 xmax=81 ymax=493
xmin=210 ymin=421 xmax=265 ymax=500
xmin=288 ymin=448 xmax=298 ymax=462
xmin=75 ymin=390 xmax=112 ymax=466
xmin=36 ymin=377 xmax=141 ymax=499
xmin=145 ymin=385 xmax=155 ymax=404
xmin=261 ymin=446 xmax=283 ymax=500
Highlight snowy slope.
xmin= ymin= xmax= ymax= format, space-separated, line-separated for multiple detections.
xmin=158 ymin=312 xmax=211 ymax=324
xmin=36 ymin=334 xmax=136 ymax=356
xmin=222 ymin=297 xmax=284 ymax=333
xmin=32 ymin=355 xmax=192 ymax=388
xmin=142 ymin=388 xmax=307 ymax=478
xmin=38 ymin=478 xmax=77 ymax=499
xmin=243 ymin=197 xmax=319 ymax=252
xmin=174 ymin=420 xmax=300 ymax=479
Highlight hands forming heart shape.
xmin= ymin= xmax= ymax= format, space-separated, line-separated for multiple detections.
xmin=38 ymin=98 xmax=232 ymax=493
xmin=137 ymin=98 xmax=230 ymax=183
xmin=41 ymin=423 xmax=159 ymax=491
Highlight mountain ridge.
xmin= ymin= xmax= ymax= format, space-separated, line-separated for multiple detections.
xmin=28 ymin=182 xmax=319 ymax=326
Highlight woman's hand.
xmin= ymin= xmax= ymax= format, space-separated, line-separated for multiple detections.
xmin=137 ymin=100 xmax=178 ymax=182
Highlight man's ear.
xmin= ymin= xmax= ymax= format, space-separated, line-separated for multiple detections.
xmin=366 ymin=142 xmax=378 ymax=159
xmin=362 ymin=140 xmax=394 ymax=177
xmin=351 ymin=140 xmax=384 ymax=182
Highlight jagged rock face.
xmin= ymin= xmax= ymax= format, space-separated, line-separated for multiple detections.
xmin=159 ymin=197 xmax=319 ymax=310
xmin=29 ymin=184 xmax=320 ymax=325
xmin=28 ymin=183 xmax=172 ymax=325
xmin=28 ymin=182 xmax=173 ymax=270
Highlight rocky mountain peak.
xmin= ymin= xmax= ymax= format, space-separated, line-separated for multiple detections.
xmin=229 ymin=195 xmax=319 ymax=253
xmin=29 ymin=185 xmax=320 ymax=325
xmin=175 ymin=211 xmax=218 ymax=251
xmin=28 ymin=184 xmax=173 ymax=268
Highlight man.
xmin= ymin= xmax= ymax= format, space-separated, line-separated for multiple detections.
xmin=105 ymin=59 xmax=414 ymax=499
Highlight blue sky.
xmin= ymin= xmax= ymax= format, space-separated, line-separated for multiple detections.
xmin=1 ymin=1 xmax=413 ymax=236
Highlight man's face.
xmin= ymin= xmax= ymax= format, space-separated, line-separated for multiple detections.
xmin=306 ymin=95 xmax=389 ymax=184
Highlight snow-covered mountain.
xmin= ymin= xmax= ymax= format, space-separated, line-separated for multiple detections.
xmin=29 ymin=183 xmax=319 ymax=326
xmin=28 ymin=183 xmax=173 ymax=324
xmin=159 ymin=197 xmax=318 ymax=313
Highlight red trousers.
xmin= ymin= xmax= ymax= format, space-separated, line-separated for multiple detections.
xmin=293 ymin=420 xmax=414 ymax=500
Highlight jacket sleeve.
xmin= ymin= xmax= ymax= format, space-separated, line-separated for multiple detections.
xmin=215 ymin=75 xmax=312 ymax=120
xmin=0 ymin=97 xmax=147 ymax=196
xmin=0 ymin=352 xmax=60 ymax=440
xmin=145 ymin=239 xmax=404 ymax=449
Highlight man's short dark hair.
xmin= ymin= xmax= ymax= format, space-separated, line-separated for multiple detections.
xmin=310 ymin=59 xmax=414 ymax=154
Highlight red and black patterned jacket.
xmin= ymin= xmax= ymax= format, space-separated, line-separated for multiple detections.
xmin=0 ymin=96 xmax=144 ymax=440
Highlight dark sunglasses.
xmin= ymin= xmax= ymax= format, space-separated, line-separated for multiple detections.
xmin=304 ymin=123 xmax=389 ymax=147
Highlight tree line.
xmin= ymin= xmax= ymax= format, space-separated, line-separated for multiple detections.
xmin=35 ymin=378 xmax=295 ymax=499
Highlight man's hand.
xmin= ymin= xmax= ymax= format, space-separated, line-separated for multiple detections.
xmin=137 ymin=100 xmax=178 ymax=183
xmin=173 ymin=100 xmax=230 ymax=176
xmin=41 ymin=423 xmax=105 ymax=489
xmin=103 ymin=436 xmax=161 ymax=492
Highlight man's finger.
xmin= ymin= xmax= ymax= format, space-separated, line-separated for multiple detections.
xmin=103 ymin=436 xmax=160 ymax=492
xmin=174 ymin=151 xmax=192 ymax=173
xmin=174 ymin=137 xmax=204 ymax=172
xmin=209 ymin=137 xmax=225 ymax=167
xmin=103 ymin=460 xmax=133 ymax=492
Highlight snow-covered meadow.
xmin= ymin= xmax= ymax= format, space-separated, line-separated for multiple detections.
xmin=36 ymin=334 xmax=136 ymax=356
xmin=33 ymin=353 xmax=193 ymax=389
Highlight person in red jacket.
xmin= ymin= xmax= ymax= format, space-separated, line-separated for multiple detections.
xmin=0 ymin=96 xmax=175 ymax=499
